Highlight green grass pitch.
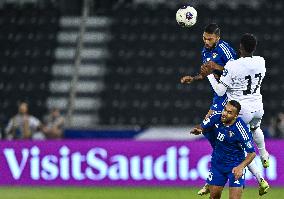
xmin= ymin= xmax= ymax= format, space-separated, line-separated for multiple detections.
xmin=0 ymin=187 xmax=283 ymax=199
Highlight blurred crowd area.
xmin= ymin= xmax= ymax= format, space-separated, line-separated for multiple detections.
xmin=0 ymin=0 xmax=283 ymax=139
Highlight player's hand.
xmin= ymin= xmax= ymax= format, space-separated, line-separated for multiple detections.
xmin=190 ymin=127 xmax=202 ymax=135
xmin=232 ymin=165 xmax=244 ymax=180
xmin=181 ymin=76 xmax=194 ymax=84
xmin=200 ymin=64 xmax=213 ymax=77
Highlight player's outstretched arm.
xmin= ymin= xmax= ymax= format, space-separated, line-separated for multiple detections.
xmin=232 ymin=152 xmax=256 ymax=180
xmin=180 ymin=62 xmax=216 ymax=84
xmin=180 ymin=74 xmax=203 ymax=84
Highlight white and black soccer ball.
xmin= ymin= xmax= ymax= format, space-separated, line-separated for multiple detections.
xmin=176 ymin=5 xmax=197 ymax=27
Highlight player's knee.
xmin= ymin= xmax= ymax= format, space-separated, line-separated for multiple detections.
xmin=229 ymin=195 xmax=241 ymax=199
xmin=229 ymin=191 xmax=242 ymax=199
xmin=229 ymin=186 xmax=243 ymax=199
xmin=210 ymin=192 xmax=222 ymax=199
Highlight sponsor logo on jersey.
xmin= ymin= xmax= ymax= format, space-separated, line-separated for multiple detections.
xmin=234 ymin=180 xmax=240 ymax=184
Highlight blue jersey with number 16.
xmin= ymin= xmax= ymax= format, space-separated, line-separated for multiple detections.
xmin=201 ymin=112 xmax=255 ymax=173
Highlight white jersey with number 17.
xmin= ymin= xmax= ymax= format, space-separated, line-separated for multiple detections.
xmin=219 ymin=56 xmax=266 ymax=111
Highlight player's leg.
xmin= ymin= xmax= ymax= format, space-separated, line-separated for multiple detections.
xmin=229 ymin=187 xmax=243 ymax=199
xmin=247 ymin=159 xmax=263 ymax=182
xmin=207 ymin=166 xmax=227 ymax=199
xmin=250 ymin=110 xmax=269 ymax=168
xmin=239 ymin=107 xmax=269 ymax=168
xmin=228 ymin=172 xmax=245 ymax=199
xmin=247 ymin=159 xmax=269 ymax=195
xmin=197 ymin=109 xmax=216 ymax=196
xmin=252 ymin=127 xmax=269 ymax=167
xmin=198 ymin=98 xmax=227 ymax=196
xmin=209 ymin=185 xmax=224 ymax=199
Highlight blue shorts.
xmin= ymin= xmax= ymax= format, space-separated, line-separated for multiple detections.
xmin=206 ymin=165 xmax=245 ymax=187
xmin=210 ymin=94 xmax=228 ymax=111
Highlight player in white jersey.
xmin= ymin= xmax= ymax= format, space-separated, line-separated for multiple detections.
xmin=206 ymin=33 xmax=270 ymax=168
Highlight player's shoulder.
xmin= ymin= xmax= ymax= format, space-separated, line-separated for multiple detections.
xmin=218 ymin=40 xmax=231 ymax=46
xmin=209 ymin=111 xmax=222 ymax=120
xmin=252 ymin=56 xmax=266 ymax=64
xmin=216 ymin=40 xmax=236 ymax=59
xmin=235 ymin=117 xmax=247 ymax=127
xmin=202 ymin=111 xmax=222 ymax=126
xmin=233 ymin=118 xmax=250 ymax=138
xmin=239 ymin=56 xmax=266 ymax=71
xmin=217 ymin=40 xmax=234 ymax=51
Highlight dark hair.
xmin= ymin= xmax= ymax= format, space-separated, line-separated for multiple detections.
xmin=228 ymin=100 xmax=241 ymax=114
xmin=204 ymin=23 xmax=220 ymax=36
xmin=240 ymin=33 xmax=257 ymax=53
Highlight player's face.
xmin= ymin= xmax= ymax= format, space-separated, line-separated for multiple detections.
xmin=203 ymin=32 xmax=220 ymax=49
xmin=221 ymin=103 xmax=238 ymax=124
xmin=51 ymin=109 xmax=60 ymax=118
xmin=19 ymin=103 xmax=28 ymax=114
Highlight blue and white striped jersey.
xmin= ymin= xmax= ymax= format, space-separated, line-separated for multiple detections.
xmin=201 ymin=112 xmax=255 ymax=172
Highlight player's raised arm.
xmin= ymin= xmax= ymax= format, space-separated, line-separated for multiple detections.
xmin=180 ymin=61 xmax=216 ymax=84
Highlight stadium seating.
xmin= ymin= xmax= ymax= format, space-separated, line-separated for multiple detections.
xmin=0 ymin=3 xmax=59 ymax=123
xmin=98 ymin=1 xmax=284 ymax=126
xmin=1 ymin=1 xmax=283 ymax=129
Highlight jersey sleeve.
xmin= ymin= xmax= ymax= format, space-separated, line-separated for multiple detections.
xmin=218 ymin=43 xmax=235 ymax=63
xmin=219 ymin=62 xmax=233 ymax=88
xmin=235 ymin=120 xmax=255 ymax=153
xmin=200 ymin=112 xmax=221 ymax=130
xmin=201 ymin=48 xmax=207 ymax=63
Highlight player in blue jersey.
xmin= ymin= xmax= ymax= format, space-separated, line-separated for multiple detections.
xmin=191 ymin=100 xmax=256 ymax=199
xmin=181 ymin=24 xmax=269 ymax=196
xmin=181 ymin=23 xmax=237 ymax=136
xmin=181 ymin=23 xmax=237 ymax=114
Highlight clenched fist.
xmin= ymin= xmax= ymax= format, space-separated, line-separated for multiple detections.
xmin=181 ymin=76 xmax=194 ymax=84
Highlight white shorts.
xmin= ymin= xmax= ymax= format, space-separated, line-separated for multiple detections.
xmin=239 ymin=104 xmax=264 ymax=129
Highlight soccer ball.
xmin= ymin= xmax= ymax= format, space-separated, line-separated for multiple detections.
xmin=176 ymin=5 xmax=197 ymax=27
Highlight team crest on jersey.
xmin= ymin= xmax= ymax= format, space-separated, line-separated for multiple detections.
xmin=246 ymin=141 xmax=253 ymax=148
xmin=212 ymin=53 xmax=218 ymax=59
xmin=229 ymin=131 xmax=234 ymax=137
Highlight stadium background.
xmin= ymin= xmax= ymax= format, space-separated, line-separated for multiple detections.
xmin=0 ymin=0 xmax=283 ymax=198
